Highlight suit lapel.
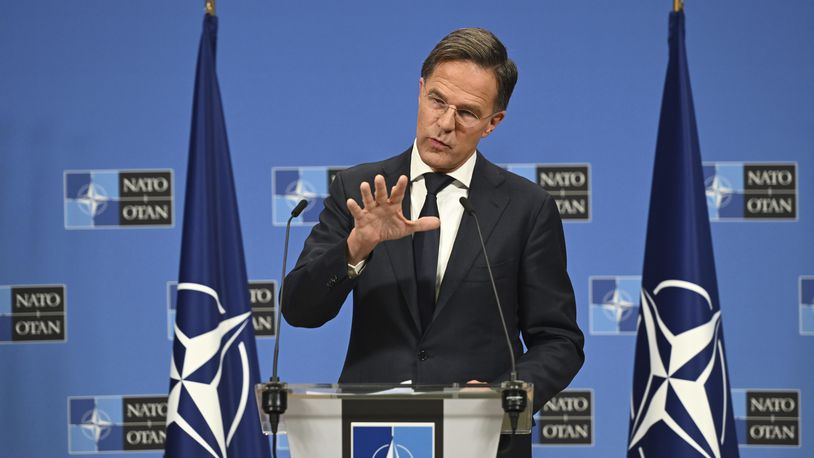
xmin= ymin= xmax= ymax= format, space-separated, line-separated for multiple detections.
xmin=431 ymin=154 xmax=509 ymax=327
xmin=380 ymin=149 xmax=422 ymax=333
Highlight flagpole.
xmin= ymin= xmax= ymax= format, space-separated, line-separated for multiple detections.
xmin=206 ymin=0 xmax=216 ymax=16
xmin=674 ymin=0 xmax=683 ymax=12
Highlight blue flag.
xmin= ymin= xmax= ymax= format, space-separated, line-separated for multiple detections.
xmin=165 ymin=15 xmax=271 ymax=458
xmin=627 ymin=11 xmax=739 ymax=458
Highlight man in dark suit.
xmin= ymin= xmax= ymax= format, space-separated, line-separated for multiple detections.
xmin=282 ymin=28 xmax=584 ymax=457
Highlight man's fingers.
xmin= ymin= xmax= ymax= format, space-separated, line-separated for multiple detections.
xmin=411 ymin=216 xmax=441 ymax=233
xmin=389 ymin=175 xmax=408 ymax=204
xmin=373 ymin=174 xmax=388 ymax=205
xmin=347 ymin=198 xmax=364 ymax=220
xmin=360 ymin=181 xmax=375 ymax=208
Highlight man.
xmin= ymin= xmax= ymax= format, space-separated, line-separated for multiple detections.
xmin=282 ymin=28 xmax=584 ymax=457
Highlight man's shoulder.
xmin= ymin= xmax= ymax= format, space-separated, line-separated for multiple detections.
xmin=476 ymin=153 xmax=553 ymax=203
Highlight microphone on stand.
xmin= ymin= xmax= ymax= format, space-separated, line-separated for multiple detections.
xmin=262 ymin=198 xmax=307 ymax=458
xmin=459 ymin=197 xmax=528 ymax=435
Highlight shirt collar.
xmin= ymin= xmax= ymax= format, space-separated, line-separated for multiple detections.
xmin=409 ymin=139 xmax=476 ymax=188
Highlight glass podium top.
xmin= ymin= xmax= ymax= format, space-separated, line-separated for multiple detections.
xmin=254 ymin=381 xmax=534 ymax=435
xmin=258 ymin=382 xmax=529 ymax=399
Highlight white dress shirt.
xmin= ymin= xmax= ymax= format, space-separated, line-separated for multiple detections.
xmin=408 ymin=141 xmax=476 ymax=299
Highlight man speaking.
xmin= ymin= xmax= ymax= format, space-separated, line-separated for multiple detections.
xmin=282 ymin=28 xmax=584 ymax=457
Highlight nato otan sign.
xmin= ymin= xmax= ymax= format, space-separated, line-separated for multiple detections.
xmin=64 ymin=169 xmax=174 ymax=229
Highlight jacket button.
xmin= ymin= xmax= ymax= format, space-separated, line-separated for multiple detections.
xmin=417 ymin=350 xmax=428 ymax=361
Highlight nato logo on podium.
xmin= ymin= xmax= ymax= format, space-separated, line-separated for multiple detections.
xmin=352 ymin=423 xmax=434 ymax=458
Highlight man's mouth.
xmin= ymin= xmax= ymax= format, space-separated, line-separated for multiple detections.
xmin=429 ymin=137 xmax=450 ymax=149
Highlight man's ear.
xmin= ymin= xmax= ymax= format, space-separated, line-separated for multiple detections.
xmin=482 ymin=111 xmax=506 ymax=138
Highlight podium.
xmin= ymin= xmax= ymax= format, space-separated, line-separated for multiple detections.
xmin=255 ymin=383 xmax=532 ymax=457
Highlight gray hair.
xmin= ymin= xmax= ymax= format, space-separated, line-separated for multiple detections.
xmin=421 ymin=28 xmax=518 ymax=112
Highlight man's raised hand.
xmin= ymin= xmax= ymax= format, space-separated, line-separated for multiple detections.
xmin=346 ymin=174 xmax=439 ymax=264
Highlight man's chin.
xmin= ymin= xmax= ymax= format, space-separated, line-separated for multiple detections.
xmin=418 ymin=150 xmax=447 ymax=168
xmin=419 ymin=151 xmax=465 ymax=173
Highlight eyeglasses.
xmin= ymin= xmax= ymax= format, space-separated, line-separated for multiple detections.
xmin=423 ymin=92 xmax=498 ymax=128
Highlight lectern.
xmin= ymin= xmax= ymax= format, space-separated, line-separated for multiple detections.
xmin=255 ymin=383 xmax=532 ymax=457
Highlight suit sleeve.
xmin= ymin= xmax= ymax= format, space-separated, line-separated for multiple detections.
xmin=502 ymin=192 xmax=585 ymax=412
xmin=281 ymin=171 xmax=360 ymax=328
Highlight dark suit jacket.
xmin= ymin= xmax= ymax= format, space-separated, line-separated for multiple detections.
xmin=282 ymin=148 xmax=584 ymax=412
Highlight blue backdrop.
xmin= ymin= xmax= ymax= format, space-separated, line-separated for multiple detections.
xmin=1 ymin=1 xmax=812 ymax=457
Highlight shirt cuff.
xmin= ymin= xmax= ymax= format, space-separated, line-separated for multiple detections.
xmin=347 ymin=259 xmax=367 ymax=278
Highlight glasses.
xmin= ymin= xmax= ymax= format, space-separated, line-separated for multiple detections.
xmin=423 ymin=92 xmax=498 ymax=128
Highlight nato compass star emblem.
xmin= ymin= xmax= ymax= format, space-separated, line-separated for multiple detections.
xmin=373 ymin=437 xmax=415 ymax=458
xmin=704 ymin=175 xmax=733 ymax=211
xmin=629 ymin=280 xmax=731 ymax=458
xmin=76 ymin=183 xmax=109 ymax=216
xmin=166 ymin=282 xmax=252 ymax=458
xmin=80 ymin=407 xmax=113 ymax=442
xmin=353 ymin=423 xmax=434 ymax=458
xmin=601 ymin=287 xmax=636 ymax=323
xmin=285 ymin=179 xmax=318 ymax=212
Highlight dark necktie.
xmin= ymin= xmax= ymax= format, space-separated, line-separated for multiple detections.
xmin=413 ymin=172 xmax=455 ymax=331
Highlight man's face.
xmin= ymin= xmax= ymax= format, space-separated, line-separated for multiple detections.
xmin=416 ymin=60 xmax=506 ymax=173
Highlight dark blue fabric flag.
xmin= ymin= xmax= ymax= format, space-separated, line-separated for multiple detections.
xmin=627 ymin=11 xmax=739 ymax=458
xmin=164 ymin=15 xmax=271 ymax=458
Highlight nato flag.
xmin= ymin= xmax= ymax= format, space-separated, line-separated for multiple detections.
xmin=164 ymin=15 xmax=271 ymax=458
xmin=627 ymin=11 xmax=739 ymax=458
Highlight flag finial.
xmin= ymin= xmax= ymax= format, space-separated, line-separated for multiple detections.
xmin=674 ymin=0 xmax=683 ymax=12
xmin=205 ymin=0 xmax=216 ymax=16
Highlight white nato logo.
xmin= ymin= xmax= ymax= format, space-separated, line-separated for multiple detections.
xmin=629 ymin=280 xmax=730 ymax=458
xmin=353 ymin=423 xmax=433 ymax=458
xmin=76 ymin=183 xmax=110 ymax=216
xmin=373 ymin=441 xmax=415 ymax=458
xmin=704 ymin=174 xmax=734 ymax=211
xmin=589 ymin=276 xmax=639 ymax=335
xmin=79 ymin=407 xmax=113 ymax=442
xmin=284 ymin=179 xmax=318 ymax=212
xmin=600 ymin=287 xmax=636 ymax=323
xmin=165 ymin=282 xmax=252 ymax=458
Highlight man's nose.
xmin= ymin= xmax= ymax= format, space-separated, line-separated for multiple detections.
xmin=437 ymin=106 xmax=456 ymax=130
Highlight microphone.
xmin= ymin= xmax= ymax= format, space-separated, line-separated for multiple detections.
xmin=262 ymin=198 xmax=307 ymax=457
xmin=289 ymin=199 xmax=308 ymax=219
xmin=459 ymin=196 xmax=528 ymax=435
